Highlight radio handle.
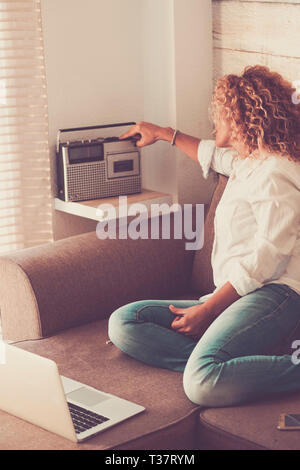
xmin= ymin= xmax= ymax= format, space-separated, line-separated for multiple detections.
xmin=56 ymin=122 xmax=136 ymax=153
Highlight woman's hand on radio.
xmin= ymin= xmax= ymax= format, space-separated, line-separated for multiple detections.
xmin=119 ymin=122 xmax=172 ymax=148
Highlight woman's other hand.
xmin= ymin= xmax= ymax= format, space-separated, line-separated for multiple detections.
xmin=169 ymin=303 xmax=214 ymax=338
xmin=169 ymin=282 xmax=241 ymax=338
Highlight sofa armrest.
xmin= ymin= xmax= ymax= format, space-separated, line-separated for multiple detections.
xmin=0 ymin=216 xmax=195 ymax=341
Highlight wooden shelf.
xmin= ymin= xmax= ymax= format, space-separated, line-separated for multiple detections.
xmin=54 ymin=189 xmax=174 ymax=222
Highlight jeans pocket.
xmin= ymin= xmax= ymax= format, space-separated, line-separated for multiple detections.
xmin=266 ymin=283 xmax=291 ymax=296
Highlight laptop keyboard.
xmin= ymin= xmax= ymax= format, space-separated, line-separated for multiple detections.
xmin=68 ymin=402 xmax=110 ymax=435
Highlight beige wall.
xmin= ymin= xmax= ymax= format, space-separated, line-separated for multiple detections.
xmin=40 ymin=0 xmax=300 ymax=240
xmin=41 ymin=0 xmax=214 ymax=240
xmin=41 ymin=0 xmax=144 ymax=240
xmin=142 ymin=0 xmax=215 ymax=207
xmin=212 ymin=0 xmax=300 ymax=86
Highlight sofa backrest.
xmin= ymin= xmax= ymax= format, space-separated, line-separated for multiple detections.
xmin=191 ymin=174 xmax=228 ymax=296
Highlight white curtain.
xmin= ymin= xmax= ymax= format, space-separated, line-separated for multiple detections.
xmin=0 ymin=0 xmax=53 ymax=254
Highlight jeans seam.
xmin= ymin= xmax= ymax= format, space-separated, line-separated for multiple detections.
xmin=134 ymin=304 xmax=198 ymax=350
xmin=213 ymin=292 xmax=291 ymax=360
xmin=133 ymin=315 xmax=198 ymax=353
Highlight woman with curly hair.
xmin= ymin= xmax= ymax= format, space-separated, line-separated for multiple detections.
xmin=108 ymin=65 xmax=300 ymax=407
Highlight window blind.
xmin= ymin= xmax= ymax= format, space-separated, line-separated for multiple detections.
xmin=0 ymin=0 xmax=53 ymax=254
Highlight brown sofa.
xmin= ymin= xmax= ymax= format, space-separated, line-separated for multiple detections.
xmin=1 ymin=174 xmax=300 ymax=450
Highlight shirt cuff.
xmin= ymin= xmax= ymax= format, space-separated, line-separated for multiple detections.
xmin=227 ymin=262 xmax=263 ymax=297
xmin=197 ymin=140 xmax=216 ymax=179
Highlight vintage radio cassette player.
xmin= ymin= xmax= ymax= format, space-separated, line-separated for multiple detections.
xmin=56 ymin=122 xmax=141 ymax=202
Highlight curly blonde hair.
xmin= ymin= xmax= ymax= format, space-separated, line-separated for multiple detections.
xmin=211 ymin=65 xmax=300 ymax=161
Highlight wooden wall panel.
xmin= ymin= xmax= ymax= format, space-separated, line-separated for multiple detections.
xmin=213 ymin=48 xmax=300 ymax=86
xmin=212 ymin=0 xmax=300 ymax=86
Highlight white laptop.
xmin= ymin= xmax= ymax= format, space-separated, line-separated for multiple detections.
xmin=0 ymin=343 xmax=145 ymax=442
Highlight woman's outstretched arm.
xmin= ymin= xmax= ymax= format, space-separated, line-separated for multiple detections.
xmin=119 ymin=121 xmax=201 ymax=163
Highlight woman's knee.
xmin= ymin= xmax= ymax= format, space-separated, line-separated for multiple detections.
xmin=183 ymin=360 xmax=231 ymax=407
xmin=183 ymin=362 xmax=217 ymax=407
xmin=183 ymin=361 xmax=246 ymax=407
xmin=108 ymin=301 xmax=144 ymax=347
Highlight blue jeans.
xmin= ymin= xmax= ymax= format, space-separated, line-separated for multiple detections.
xmin=108 ymin=283 xmax=300 ymax=407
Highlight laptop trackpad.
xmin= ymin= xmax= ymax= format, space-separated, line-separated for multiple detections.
xmin=67 ymin=387 xmax=110 ymax=407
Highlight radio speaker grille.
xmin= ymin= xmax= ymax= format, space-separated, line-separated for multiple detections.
xmin=66 ymin=162 xmax=141 ymax=202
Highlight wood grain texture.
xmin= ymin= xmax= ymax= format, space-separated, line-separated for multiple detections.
xmin=213 ymin=48 xmax=300 ymax=86
xmin=212 ymin=0 xmax=300 ymax=84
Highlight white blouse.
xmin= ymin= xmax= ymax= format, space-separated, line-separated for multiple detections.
xmin=197 ymin=140 xmax=300 ymax=302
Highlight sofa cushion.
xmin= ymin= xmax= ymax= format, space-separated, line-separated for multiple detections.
xmin=198 ymin=392 xmax=300 ymax=450
xmin=1 ymin=310 xmax=201 ymax=450
xmin=191 ymin=174 xmax=228 ymax=296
